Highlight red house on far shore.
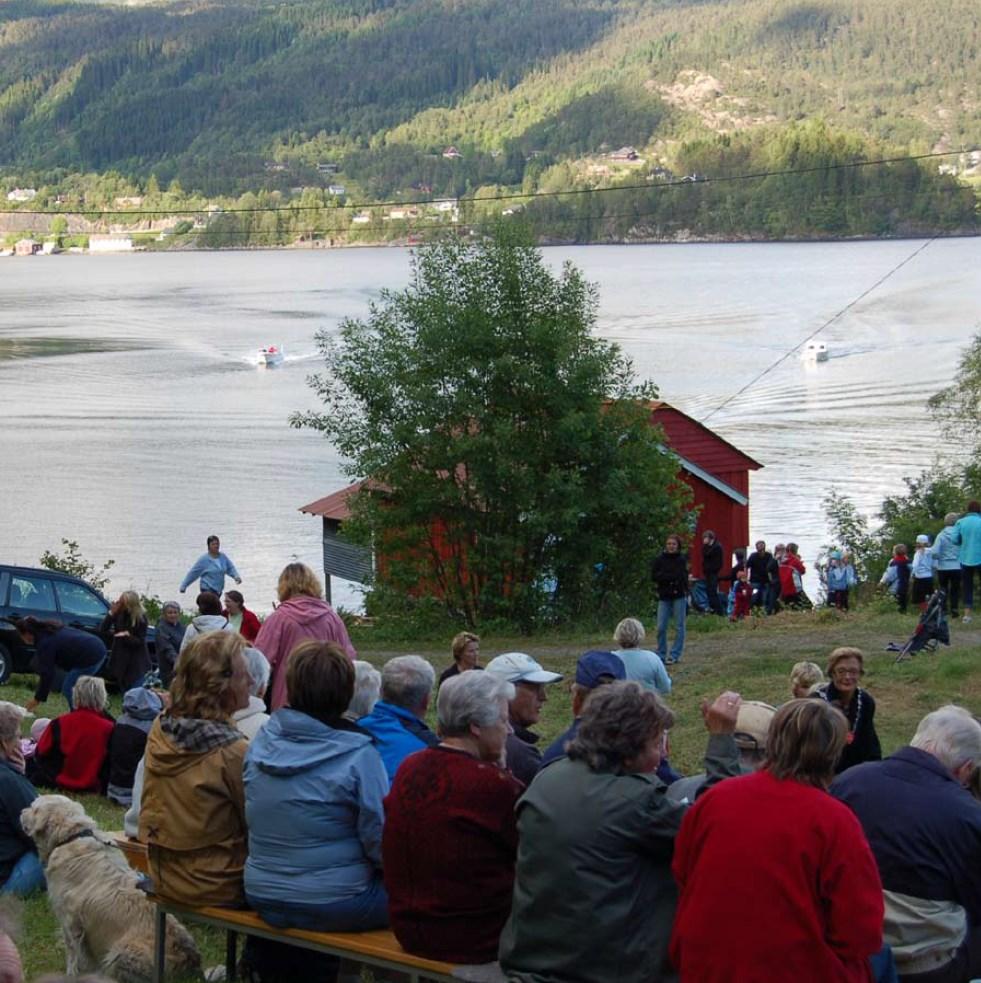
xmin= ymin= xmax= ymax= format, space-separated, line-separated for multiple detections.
xmin=299 ymin=401 xmax=762 ymax=600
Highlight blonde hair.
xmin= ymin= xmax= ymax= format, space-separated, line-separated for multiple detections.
xmin=613 ymin=617 xmax=645 ymax=649
xmin=826 ymin=647 xmax=865 ymax=678
xmin=765 ymin=699 xmax=847 ymax=788
xmin=277 ymin=562 xmax=323 ymax=602
xmin=119 ymin=590 xmax=145 ymax=626
xmin=72 ymin=675 xmax=108 ymax=711
xmin=451 ymin=632 xmax=479 ymax=664
xmin=789 ymin=661 xmax=824 ymax=694
xmin=169 ymin=631 xmax=247 ymax=721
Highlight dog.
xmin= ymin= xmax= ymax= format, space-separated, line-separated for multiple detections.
xmin=21 ymin=795 xmax=201 ymax=983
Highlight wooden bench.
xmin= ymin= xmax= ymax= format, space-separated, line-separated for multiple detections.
xmin=111 ymin=834 xmax=150 ymax=875
xmin=153 ymin=899 xmax=506 ymax=983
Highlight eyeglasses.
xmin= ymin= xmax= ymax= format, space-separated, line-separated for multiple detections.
xmin=833 ymin=669 xmax=861 ymax=678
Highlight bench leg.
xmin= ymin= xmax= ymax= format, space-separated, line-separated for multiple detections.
xmin=153 ymin=907 xmax=167 ymax=983
xmin=225 ymin=929 xmax=239 ymax=982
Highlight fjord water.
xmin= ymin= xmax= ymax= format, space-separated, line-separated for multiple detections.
xmin=1 ymin=238 xmax=978 ymax=610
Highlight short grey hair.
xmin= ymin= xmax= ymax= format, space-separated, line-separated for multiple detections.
xmin=944 ymin=512 xmax=959 ymax=527
xmin=73 ymin=676 xmax=108 ymax=711
xmin=348 ymin=661 xmax=382 ymax=719
xmin=438 ymin=670 xmax=514 ymax=736
xmin=0 ymin=703 xmax=24 ymax=745
xmin=382 ymin=655 xmax=435 ymax=712
xmin=911 ymin=706 xmax=981 ymax=774
xmin=242 ymin=646 xmax=271 ymax=697
xmin=613 ymin=617 xmax=645 ymax=649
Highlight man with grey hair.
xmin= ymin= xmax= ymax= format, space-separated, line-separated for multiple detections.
xmin=358 ymin=655 xmax=438 ymax=780
xmin=833 ymin=705 xmax=981 ymax=982
xmin=485 ymin=652 xmax=563 ymax=786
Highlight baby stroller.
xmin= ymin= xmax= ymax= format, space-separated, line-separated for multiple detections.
xmin=889 ymin=589 xmax=950 ymax=663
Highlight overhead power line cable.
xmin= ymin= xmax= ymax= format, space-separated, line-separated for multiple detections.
xmin=2 ymin=147 xmax=978 ymax=217
xmin=698 ymin=236 xmax=938 ymax=424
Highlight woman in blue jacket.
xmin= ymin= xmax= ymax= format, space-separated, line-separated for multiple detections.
xmin=931 ymin=513 xmax=961 ymax=618
xmin=243 ymin=640 xmax=388 ymax=933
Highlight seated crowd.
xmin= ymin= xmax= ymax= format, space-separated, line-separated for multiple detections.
xmin=2 ymin=560 xmax=979 ymax=983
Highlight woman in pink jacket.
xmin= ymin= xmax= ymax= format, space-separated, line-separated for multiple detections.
xmin=254 ymin=563 xmax=357 ymax=710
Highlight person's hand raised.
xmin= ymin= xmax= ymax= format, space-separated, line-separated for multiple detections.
xmin=702 ymin=691 xmax=741 ymax=734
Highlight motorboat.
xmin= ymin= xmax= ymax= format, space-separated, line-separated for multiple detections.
xmin=802 ymin=341 xmax=829 ymax=362
xmin=258 ymin=345 xmax=284 ymax=366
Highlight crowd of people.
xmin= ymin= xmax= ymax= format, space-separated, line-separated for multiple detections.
xmin=0 ymin=534 xmax=978 ymax=983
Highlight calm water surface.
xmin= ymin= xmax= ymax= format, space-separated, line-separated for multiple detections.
xmin=1 ymin=239 xmax=978 ymax=611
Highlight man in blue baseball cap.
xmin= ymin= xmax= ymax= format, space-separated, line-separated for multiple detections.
xmin=541 ymin=651 xmax=626 ymax=767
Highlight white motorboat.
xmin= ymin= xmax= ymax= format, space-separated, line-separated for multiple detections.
xmin=258 ymin=345 xmax=284 ymax=366
xmin=803 ymin=341 xmax=829 ymax=362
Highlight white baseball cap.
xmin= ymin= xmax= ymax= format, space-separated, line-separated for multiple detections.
xmin=915 ymin=534 xmax=930 ymax=545
xmin=484 ymin=652 xmax=563 ymax=685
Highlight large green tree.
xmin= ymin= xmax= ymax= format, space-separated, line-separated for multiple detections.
xmin=293 ymin=226 xmax=689 ymax=627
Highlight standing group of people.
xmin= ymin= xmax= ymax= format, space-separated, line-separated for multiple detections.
xmin=881 ymin=501 xmax=981 ymax=620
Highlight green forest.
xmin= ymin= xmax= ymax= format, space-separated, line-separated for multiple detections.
xmin=1 ymin=0 xmax=978 ymax=244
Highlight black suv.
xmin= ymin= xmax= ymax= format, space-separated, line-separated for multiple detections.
xmin=0 ymin=564 xmax=154 ymax=684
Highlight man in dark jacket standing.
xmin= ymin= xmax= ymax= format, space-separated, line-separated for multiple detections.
xmin=746 ymin=540 xmax=778 ymax=614
xmin=652 ymin=534 xmax=689 ymax=665
xmin=832 ymin=706 xmax=981 ymax=983
xmin=701 ymin=530 xmax=724 ymax=615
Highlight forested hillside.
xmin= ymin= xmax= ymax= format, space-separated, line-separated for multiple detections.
xmin=1 ymin=0 xmax=978 ymax=241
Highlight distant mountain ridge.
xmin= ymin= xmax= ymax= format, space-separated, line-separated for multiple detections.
xmin=1 ymin=0 xmax=978 ymax=241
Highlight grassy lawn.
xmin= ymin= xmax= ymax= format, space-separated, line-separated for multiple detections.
xmin=3 ymin=605 xmax=979 ymax=978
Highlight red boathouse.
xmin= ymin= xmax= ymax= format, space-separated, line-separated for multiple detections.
xmin=300 ymin=401 xmax=762 ymax=599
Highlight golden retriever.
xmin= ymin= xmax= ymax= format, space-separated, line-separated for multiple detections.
xmin=21 ymin=795 xmax=200 ymax=982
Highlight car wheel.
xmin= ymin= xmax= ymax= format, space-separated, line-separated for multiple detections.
xmin=0 ymin=643 xmax=11 ymax=685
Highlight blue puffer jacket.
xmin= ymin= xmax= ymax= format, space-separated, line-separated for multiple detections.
xmin=244 ymin=709 xmax=388 ymax=906
xmin=357 ymin=701 xmax=439 ymax=781
xmin=953 ymin=512 xmax=981 ymax=566
xmin=931 ymin=526 xmax=961 ymax=571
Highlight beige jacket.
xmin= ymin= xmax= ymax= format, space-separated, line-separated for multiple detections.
xmin=139 ymin=716 xmax=247 ymax=907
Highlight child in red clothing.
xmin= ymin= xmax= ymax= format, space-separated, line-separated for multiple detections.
xmin=730 ymin=570 xmax=753 ymax=621
xmin=29 ymin=676 xmax=114 ymax=794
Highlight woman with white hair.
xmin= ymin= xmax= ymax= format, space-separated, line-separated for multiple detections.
xmin=30 ymin=677 xmax=114 ymax=793
xmin=612 ymin=617 xmax=672 ymax=695
xmin=233 ymin=646 xmax=271 ymax=740
xmin=345 ymin=661 xmax=382 ymax=721
xmin=383 ymin=670 xmax=523 ymax=965
xmin=0 ymin=702 xmax=43 ymax=897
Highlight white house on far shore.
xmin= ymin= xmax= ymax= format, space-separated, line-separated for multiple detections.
xmin=88 ymin=234 xmax=134 ymax=253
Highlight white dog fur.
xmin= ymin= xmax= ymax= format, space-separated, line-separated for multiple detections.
xmin=21 ymin=795 xmax=201 ymax=982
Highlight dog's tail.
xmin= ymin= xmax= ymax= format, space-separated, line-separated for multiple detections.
xmin=102 ymin=917 xmax=201 ymax=983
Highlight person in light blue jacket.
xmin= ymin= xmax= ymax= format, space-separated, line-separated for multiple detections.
xmin=953 ymin=500 xmax=981 ymax=623
xmin=179 ymin=535 xmax=241 ymax=596
xmin=358 ymin=656 xmax=439 ymax=781
xmin=244 ymin=640 xmax=389 ymax=934
xmin=931 ymin=512 xmax=962 ymax=618
xmin=611 ymin=617 xmax=672 ymax=695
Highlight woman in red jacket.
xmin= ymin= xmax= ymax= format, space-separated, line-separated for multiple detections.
xmin=29 ymin=676 xmax=114 ymax=794
xmin=670 ymin=698 xmax=884 ymax=982
xmin=224 ymin=590 xmax=261 ymax=643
